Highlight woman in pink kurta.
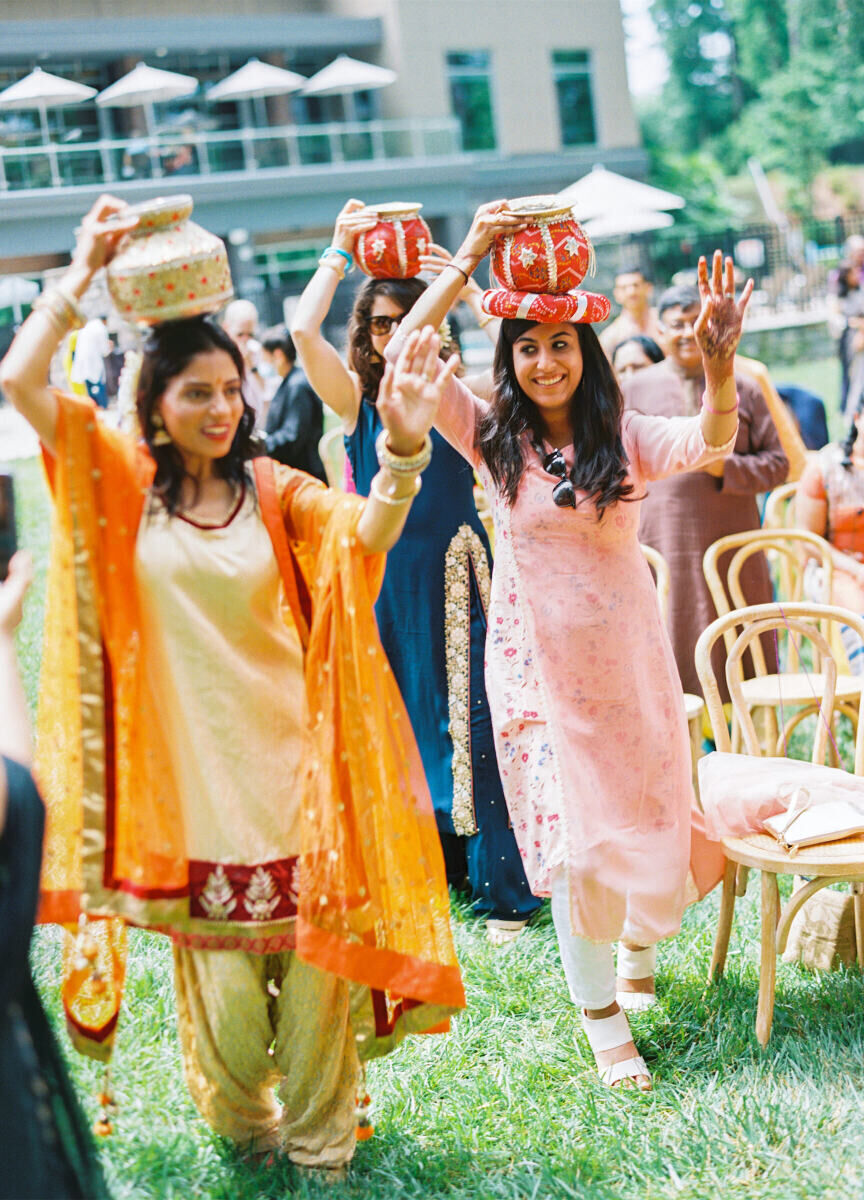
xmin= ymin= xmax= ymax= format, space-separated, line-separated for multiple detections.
xmin=386 ymin=203 xmax=753 ymax=1091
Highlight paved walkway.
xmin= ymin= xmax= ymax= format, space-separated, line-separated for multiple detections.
xmin=0 ymin=404 xmax=39 ymax=461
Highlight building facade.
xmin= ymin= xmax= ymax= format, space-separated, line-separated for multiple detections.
xmin=0 ymin=0 xmax=644 ymax=323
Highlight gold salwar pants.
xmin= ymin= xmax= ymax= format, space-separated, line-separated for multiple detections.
xmin=173 ymin=948 xmax=360 ymax=1167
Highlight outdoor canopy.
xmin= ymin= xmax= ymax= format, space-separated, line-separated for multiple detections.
xmin=0 ymin=67 xmax=97 ymax=186
xmin=301 ymin=54 xmax=397 ymax=97
xmin=96 ymin=63 xmax=199 ymax=178
xmin=557 ymin=165 xmax=685 ymax=222
xmin=207 ymin=58 xmax=307 ymax=102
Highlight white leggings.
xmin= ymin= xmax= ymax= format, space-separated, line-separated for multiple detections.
xmin=549 ymin=873 xmax=656 ymax=1010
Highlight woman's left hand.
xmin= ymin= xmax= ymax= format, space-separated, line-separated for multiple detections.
xmin=695 ymin=250 xmax=754 ymax=375
xmin=379 ymin=327 xmax=460 ymax=456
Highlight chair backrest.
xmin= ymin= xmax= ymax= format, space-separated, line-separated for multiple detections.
xmin=640 ymin=543 xmax=670 ymax=622
xmin=318 ymin=426 xmax=346 ymax=490
xmin=703 ymin=528 xmax=835 ymax=670
xmin=763 ymin=481 xmax=799 ymax=530
xmin=695 ymin=601 xmax=864 ymax=768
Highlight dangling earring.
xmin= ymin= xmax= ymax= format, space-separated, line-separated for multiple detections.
xmin=151 ymin=412 xmax=171 ymax=446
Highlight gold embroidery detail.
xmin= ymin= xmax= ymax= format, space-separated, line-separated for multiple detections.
xmin=444 ymin=524 xmax=492 ymax=836
xmin=243 ymin=866 xmax=280 ymax=920
xmin=200 ymin=865 xmax=237 ymax=920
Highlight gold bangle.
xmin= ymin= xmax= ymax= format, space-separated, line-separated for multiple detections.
xmin=375 ymin=429 xmax=433 ymax=475
xmin=370 ymin=472 xmax=421 ymax=506
xmin=32 ymin=288 xmax=85 ymax=333
xmin=54 ymin=285 xmax=86 ymax=329
xmin=31 ymin=299 xmax=68 ymax=338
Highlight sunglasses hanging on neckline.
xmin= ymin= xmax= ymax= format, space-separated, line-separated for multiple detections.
xmin=534 ymin=442 xmax=577 ymax=508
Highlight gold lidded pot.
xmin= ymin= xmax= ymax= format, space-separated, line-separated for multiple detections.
xmin=105 ymin=194 xmax=234 ymax=325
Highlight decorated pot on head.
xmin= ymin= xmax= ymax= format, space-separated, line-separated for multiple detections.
xmin=354 ymin=201 xmax=432 ymax=279
xmin=483 ymin=193 xmax=610 ymax=325
xmin=490 ymin=194 xmax=593 ymax=295
xmin=105 ymin=194 xmax=234 ymax=325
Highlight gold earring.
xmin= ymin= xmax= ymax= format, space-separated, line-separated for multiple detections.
xmin=151 ymin=413 xmax=171 ymax=446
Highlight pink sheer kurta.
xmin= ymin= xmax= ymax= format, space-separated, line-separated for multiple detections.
xmin=433 ymin=377 xmax=729 ymax=944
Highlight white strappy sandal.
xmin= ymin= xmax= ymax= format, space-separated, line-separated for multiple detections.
xmin=615 ymin=943 xmax=657 ymax=1012
xmin=581 ymin=1007 xmax=651 ymax=1091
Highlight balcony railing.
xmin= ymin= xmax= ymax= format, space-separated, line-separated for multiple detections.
xmin=0 ymin=117 xmax=463 ymax=192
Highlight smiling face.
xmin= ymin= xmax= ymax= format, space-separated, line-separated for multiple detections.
xmin=157 ymin=349 xmax=245 ymax=464
xmin=511 ymin=323 xmax=584 ymax=419
xmin=659 ymin=303 xmax=702 ymax=374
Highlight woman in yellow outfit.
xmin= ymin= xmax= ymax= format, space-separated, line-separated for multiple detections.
xmin=0 ymin=195 xmax=464 ymax=1176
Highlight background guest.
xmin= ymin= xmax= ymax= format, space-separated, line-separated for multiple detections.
xmin=222 ymin=299 xmax=269 ymax=425
xmin=599 ymin=267 xmax=662 ymax=357
xmin=610 ymin=334 xmax=664 ymax=380
xmin=260 ymin=327 xmax=327 ymax=481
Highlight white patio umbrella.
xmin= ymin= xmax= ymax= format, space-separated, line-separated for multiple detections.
xmin=302 ymin=54 xmax=396 ymax=121
xmin=0 ymin=68 xmax=97 ymax=186
xmin=208 ymin=59 xmax=306 ymax=169
xmin=0 ymin=275 xmax=39 ymax=324
xmin=96 ymin=63 xmax=198 ymax=178
xmin=557 ymin=165 xmax=685 ymax=223
xmin=582 ymin=208 xmax=674 ymax=242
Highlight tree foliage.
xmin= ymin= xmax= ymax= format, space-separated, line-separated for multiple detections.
xmin=645 ymin=0 xmax=864 ymax=203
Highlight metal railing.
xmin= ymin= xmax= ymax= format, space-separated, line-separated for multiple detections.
xmin=0 ymin=116 xmax=463 ymax=192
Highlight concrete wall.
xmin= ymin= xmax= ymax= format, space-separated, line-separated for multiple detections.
xmin=329 ymin=0 xmax=639 ymax=154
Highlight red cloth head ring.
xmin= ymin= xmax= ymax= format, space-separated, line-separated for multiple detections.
xmin=481 ymin=287 xmax=611 ymax=324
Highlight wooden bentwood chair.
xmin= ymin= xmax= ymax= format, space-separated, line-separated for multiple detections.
xmin=695 ymin=602 xmax=864 ymax=1046
xmin=703 ymin=529 xmax=862 ymax=755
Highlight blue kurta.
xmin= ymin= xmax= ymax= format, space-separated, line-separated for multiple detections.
xmin=346 ymin=398 xmax=538 ymax=921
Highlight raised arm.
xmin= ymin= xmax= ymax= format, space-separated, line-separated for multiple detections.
xmin=694 ymin=250 xmax=754 ymax=457
xmin=290 ymin=199 xmax=377 ymax=430
xmin=0 ymin=195 xmax=137 ymax=454
xmin=356 ymin=328 xmax=459 ymax=554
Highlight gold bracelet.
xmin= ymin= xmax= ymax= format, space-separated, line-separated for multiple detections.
xmin=369 ymin=472 xmax=422 ymax=506
xmin=32 ymin=288 xmax=85 ymax=333
xmin=375 ymin=429 xmax=433 ymax=476
xmin=30 ymin=299 xmax=68 ymax=338
xmin=317 ymin=254 xmax=346 ymax=281
xmin=54 ymin=285 xmax=86 ymax=329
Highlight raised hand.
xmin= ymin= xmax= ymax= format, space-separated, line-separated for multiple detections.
xmin=695 ymin=250 xmax=754 ymax=374
xmin=380 ymin=327 xmax=459 ymax=456
xmin=73 ymin=194 xmax=139 ymax=277
xmin=331 ymin=198 xmax=378 ymax=255
xmin=454 ymin=200 xmax=531 ymax=272
xmin=419 ymin=242 xmax=482 ymax=304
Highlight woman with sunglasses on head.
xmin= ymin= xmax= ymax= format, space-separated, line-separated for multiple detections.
xmin=291 ymin=199 xmax=540 ymax=944
xmin=0 ymin=194 xmax=465 ymax=1178
xmin=385 ymin=200 xmax=753 ymax=1092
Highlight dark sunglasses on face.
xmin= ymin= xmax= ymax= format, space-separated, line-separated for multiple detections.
xmin=366 ymin=314 xmax=403 ymax=336
xmin=542 ymin=448 xmax=577 ymax=508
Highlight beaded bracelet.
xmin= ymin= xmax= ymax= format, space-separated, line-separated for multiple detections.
xmin=321 ymin=246 xmax=355 ymax=274
xmin=375 ymin=429 xmax=433 ymax=476
xmin=370 ymin=472 xmax=422 ymax=506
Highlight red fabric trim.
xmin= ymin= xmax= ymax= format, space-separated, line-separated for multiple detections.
xmin=296 ymin=917 xmax=466 ymax=1010
xmin=174 ymin=483 xmax=246 ymax=530
xmin=163 ymin=928 xmax=298 ymax=953
xmin=102 ymin=641 xmax=118 ymax=890
xmin=253 ymin=458 xmax=311 ymax=650
xmin=188 ymin=856 xmax=299 ymax=920
xmin=114 ymin=879 xmax=190 ymax=900
xmin=38 ymin=889 xmax=81 ymax=924
xmin=65 ymin=1009 xmax=119 ymax=1044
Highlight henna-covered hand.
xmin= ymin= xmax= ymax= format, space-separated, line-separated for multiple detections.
xmin=695 ymin=250 xmax=754 ymax=372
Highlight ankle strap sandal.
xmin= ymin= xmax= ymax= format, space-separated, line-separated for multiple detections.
xmin=616 ymin=944 xmax=657 ymax=1012
xmin=581 ymin=1008 xmax=651 ymax=1091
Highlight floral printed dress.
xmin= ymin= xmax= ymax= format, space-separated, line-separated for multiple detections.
xmin=432 ymin=377 xmax=729 ymax=945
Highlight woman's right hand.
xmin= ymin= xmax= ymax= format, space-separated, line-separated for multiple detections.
xmin=331 ymin=198 xmax=378 ymax=255
xmin=454 ymin=200 xmax=530 ymax=271
xmin=0 ymin=552 xmax=32 ymax=640
xmin=71 ymin=194 xmax=139 ymax=279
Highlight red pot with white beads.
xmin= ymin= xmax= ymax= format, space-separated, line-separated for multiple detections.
xmin=490 ymin=195 xmax=594 ymax=295
xmin=354 ymin=202 xmax=432 ymax=279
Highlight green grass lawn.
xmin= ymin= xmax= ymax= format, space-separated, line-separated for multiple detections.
xmin=12 ymin=374 xmax=864 ymax=1200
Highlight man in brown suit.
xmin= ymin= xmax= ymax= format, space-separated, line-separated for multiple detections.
xmin=622 ymin=284 xmax=789 ymax=698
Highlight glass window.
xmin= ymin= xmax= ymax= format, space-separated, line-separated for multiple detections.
xmin=552 ymin=50 xmax=596 ymax=147
xmin=446 ymin=51 xmax=496 ymax=152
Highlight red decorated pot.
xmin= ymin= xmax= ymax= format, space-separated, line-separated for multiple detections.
xmin=354 ymin=202 xmax=432 ymax=279
xmin=106 ymin=195 xmax=233 ymax=325
xmin=490 ymin=195 xmax=593 ymax=295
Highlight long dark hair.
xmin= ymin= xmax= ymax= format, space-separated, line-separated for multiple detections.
xmin=136 ymin=316 xmax=256 ymax=514
xmin=348 ymin=276 xmax=426 ymax=398
xmin=475 ymin=319 xmax=634 ymax=517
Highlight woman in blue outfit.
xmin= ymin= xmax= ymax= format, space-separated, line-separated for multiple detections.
xmin=292 ymin=199 xmax=539 ymax=942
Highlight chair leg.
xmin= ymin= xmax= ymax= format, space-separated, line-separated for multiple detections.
xmin=853 ymin=883 xmax=864 ymax=969
xmin=710 ymin=858 xmax=737 ymax=981
xmin=735 ymin=865 xmax=750 ymax=897
xmin=756 ymin=872 xmax=781 ymax=1048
